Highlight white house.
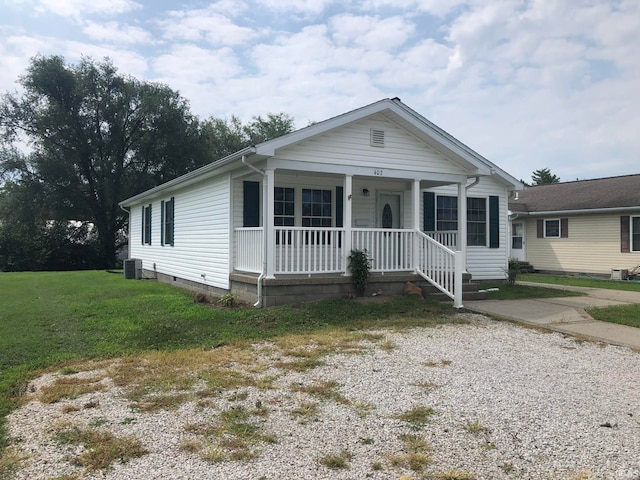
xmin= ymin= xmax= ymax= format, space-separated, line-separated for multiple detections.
xmin=119 ymin=98 xmax=522 ymax=307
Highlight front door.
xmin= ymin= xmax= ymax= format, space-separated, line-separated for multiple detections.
xmin=379 ymin=194 xmax=401 ymax=229
xmin=511 ymin=222 xmax=526 ymax=261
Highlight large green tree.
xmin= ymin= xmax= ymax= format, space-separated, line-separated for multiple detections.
xmin=0 ymin=56 xmax=210 ymax=268
xmin=531 ymin=168 xmax=560 ymax=185
xmin=0 ymin=55 xmax=295 ymax=270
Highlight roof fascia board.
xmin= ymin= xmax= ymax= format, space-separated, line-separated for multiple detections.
xmin=267 ymin=158 xmax=469 ymax=184
xmin=119 ymin=146 xmax=256 ymax=207
xmin=516 ymin=205 xmax=640 ymax=216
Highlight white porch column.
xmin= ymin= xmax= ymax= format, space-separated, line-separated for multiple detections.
xmin=343 ymin=174 xmax=353 ymax=274
xmin=457 ymin=181 xmax=467 ymax=267
xmin=412 ymin=179 xmax=420 ymax=272
xmin=265 ymin=169 xmax=275 ymax=278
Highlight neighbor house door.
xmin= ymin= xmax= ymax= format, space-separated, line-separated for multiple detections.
xmin=511 ymin=222 xmax=526 ymax=262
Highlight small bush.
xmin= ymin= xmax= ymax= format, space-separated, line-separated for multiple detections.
xmin=507 ymin=258 xmax=519 ymax=285
xmin=348 ymin=249 xmax=372 ymax=295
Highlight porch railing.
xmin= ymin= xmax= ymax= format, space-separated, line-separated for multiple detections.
xmin=234 ymin=227 xmax=463 ymax=306
xmin=415 ymin=230 xmax=463 ymax=305
xmin=234 ymin=227 xmax=263 ymax=273
xmin=351 ymin=228 xmax=414 ymax=272
xmin=424 ymin=231 xmax=458 ymax=249
xmin=274 ymin=227 xmax=344 ymax=274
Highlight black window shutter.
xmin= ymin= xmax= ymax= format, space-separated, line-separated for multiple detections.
xmin=489 ymin=195 xmax=499 ymax=248
xmin=243 ymin=181 xmax=260 ymax=227
xmin=560 ymin=218 xmax=569 ymax=238
xmin=336 ymin=186 xmax=344 ymax=228
xmin=141 ymin=206 xmax=145 ymax=245
xmin=170 ymin=197 xmax=175 ymax=246
xmin=423 ymin=192 xmax=435 ymax=231
xmin=537 ymin=219 xmax=544 ymax=238
xmin=161 ymin=200 xmax=165 ymax=246
xmin=148 ymin=204 xmax=152 ymax=245
xmin=621 ymin=216 xmax=630 ymax=253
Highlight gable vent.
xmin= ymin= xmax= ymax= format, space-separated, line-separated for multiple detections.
xmin=370 ymin=129 xmax=385 ymax=147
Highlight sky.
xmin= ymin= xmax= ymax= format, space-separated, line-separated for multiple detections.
xmin=1 ymin=0 xmax=638 ymax=183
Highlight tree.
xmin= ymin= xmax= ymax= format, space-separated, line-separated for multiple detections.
xmin=0 ymin=55 xmax=296 ymax=270
xmin=531 ymin=168 xmax=560 ymax=185
xmin=0 ymin=55 xmax=209 ymax=268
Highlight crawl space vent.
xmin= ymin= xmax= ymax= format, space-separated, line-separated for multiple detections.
xmin=370 ymin=129 xmax=385 ymax=147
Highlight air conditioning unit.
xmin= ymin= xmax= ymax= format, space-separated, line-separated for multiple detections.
xmin=611 ymin=268 xmax=628 ymax=280
xmin=123 ymin=258 xmax=142 ymax=280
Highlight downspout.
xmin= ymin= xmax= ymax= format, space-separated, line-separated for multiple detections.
xmin=465 ymin=176 xmax=481 ymax=191
xmin=241 ymin=152 xmax=267 ymax=308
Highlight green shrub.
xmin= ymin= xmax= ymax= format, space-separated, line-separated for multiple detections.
xmin=507 ymin=258 xmax=519 ymax=285
xmin=348 ymin=249 xmax=372 ymax=295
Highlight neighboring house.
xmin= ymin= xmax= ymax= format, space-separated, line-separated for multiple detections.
xmin=509 ymin=174 xmax=640 ymax=276
xmin=119 ymin=98 xmax=522 ymax=307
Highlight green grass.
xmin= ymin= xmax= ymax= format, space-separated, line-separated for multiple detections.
xmin=0 ymin=270 xmax=456 ymax=455
xmin=587 ymin=304 xmax=640 ymax=329
xmin=519 ymin=273 xmax=640 ymax=292
xmin=519 ymin=273 xmax=640 ymax=329
xmin=480 ymin=282 xmax=584 ymax=300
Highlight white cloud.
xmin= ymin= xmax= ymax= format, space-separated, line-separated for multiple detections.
xmin=158 ymin=8 xmax=258 ymax=46
xmin=329 ymin=14 xmax=414 ymax=50
xmin=253 ymin=0 xmax=333 ymax=16
xmin=25 ymin=0 xmax=142 ymax=21
xmin=153 ymin=44 xmax=242 ymax=83
xmin=82 ymin=21 xmax=153 ymax=45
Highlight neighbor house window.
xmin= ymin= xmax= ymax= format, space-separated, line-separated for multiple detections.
xmin=467 ymin=197 xmax=487 ymax=246
xmin=161 ymin=197 xmax=174 ymax=246
xmin=302 ymin=189 xmax=332 ymax=227
xmin=436 ymin=195 xmax=458 ymax=231
xmin=142 ymin=204 xmax=152 ymax=245
xmin=632 ymin=216 xmax=640 ymax=252
xmin=274 ymin=187 xmax=295 ymax=226
xmin=544 ymin=219 xmax=560 ymax=238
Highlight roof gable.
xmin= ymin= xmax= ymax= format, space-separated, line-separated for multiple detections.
xmin=510 ymin=174 xmax=640 ymax=214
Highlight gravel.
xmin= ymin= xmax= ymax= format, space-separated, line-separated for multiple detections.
xmin=6 ymin=313 xmax=640 ymax=479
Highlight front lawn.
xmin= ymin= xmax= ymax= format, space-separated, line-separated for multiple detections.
xmin=519 ymin=273 xmax=640 ymax=292
xmin=0 ymin=270 xmax=455 ymax=455
xmin=480 ymin=283 xmax=584 ymax=300
xmin=587 ymin=305 xmax=640 ymax=329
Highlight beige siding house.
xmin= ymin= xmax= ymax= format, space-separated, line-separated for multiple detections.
xmin=120 ymin=98 xmax=522 ymax=307
xmin=509 ymin=175 xmax=640 ymax=276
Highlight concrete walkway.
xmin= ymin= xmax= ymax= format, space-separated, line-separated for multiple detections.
xmin=465 ymin=281 xmax=640 ymax=351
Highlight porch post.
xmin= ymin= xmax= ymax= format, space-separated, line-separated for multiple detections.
xmin=343 ymin=174 xmax=353 ymax=275
xmin=412 ymin=179 xmax=420 ymax=272
xmin=265 ymin=169 xmax=275 ymax=278
xmin=457 ymin=181 xmax=467 ymax=267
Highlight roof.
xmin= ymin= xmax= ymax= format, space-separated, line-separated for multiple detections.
xmin=509 ymin=174 xmax=640 ymax=215
xmin=120 ymin=98 xmax=522 ymax=207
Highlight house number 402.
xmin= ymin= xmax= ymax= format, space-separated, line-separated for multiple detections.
xmin=373 ymin=169 xmax=384 ymax=176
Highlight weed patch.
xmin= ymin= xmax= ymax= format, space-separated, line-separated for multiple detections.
xmin=319 ymin=450 xmax=353 ymax=469
xmin=397 ymin=405 xmax=435 ymax=430
xmin=38 ymin=376 xmax=107 ymax=404
xmin=291 ymin=380 xmax=350 ymax=405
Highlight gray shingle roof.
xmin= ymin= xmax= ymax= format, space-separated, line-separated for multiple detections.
xmin=509 ymin=174 xmax=640 ymax=214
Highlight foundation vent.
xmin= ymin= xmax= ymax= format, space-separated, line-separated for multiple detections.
xmin=370 ymin=129 xmax=385 ymax=147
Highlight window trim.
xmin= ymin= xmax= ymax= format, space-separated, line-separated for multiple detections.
xmin=544 ymin=218 xmax=561 ymax=238
xmin=161 ymin=197 xmax=174 ymax=247
xmin=142 ymin=204 xmax=152 ymax=245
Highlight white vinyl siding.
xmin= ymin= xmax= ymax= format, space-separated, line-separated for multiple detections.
xmin=129 ymin=174 xmax=232 ymax=289
xmin=523 ymin=213 xmax=640 ymax=274
xmin=273 ymin=114 xmax=468 ymax=175
xmin=426 ymin=178 xmax=509 ymax=280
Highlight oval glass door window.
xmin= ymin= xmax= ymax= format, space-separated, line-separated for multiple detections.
xmin=382 ymin=203 xmax=392 ymax=228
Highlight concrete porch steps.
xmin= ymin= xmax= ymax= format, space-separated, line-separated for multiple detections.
xmin=518 ymin=261 xmax=536 ymax=273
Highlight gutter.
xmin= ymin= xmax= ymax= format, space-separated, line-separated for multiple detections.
xmin=465 ymin=176 xmax=480 ymax=190
xmin=241 ymin=154 xmax=267 ymax=308
xmin=515 ymin=205 xmax=640 ymax=217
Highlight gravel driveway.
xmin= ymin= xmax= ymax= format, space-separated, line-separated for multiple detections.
xmin=7 ymin=313 xmax=640 ymax=479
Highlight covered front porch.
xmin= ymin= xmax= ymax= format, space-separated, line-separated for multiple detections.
xmin=233 ymin=169 xmax=472 ymax=307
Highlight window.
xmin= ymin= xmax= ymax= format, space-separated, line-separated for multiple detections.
xmin=161 ymin=197 xmax=174 ymax=246
xmin=544 ymin=219 xmax=560 ymax=238
xmin=467 ymin=197 xmax=487 ymax=246
xmin=142 ymin=204 xmax=152 ymax=245
xmin=274 ymin=187 xmax=295 ymax=226
xmin=633 ymin=216 xmax=640 ymax=252
xmin=302 ymin=189 xmax=332 ymax=227
xmin=436 ymin=195 xmax=458 ymax=231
